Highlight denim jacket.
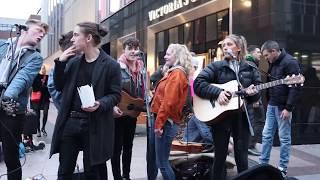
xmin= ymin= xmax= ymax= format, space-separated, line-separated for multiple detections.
xmin=0 ymin=40 xmax=43 ymax=113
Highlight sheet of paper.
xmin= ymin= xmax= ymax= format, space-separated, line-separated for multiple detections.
xmin=77 ymin=85 xmax=95 ymax=108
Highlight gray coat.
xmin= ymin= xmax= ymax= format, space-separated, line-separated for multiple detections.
xmin=49 ymin=49 xmax=121 ymax=165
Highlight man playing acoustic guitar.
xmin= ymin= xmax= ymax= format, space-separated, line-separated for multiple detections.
xmin=112 ymin=37 xmax=145 ymax=180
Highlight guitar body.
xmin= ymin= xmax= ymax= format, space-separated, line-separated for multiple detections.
xmin=118 ymin=91 xmax=144 ymax=118
xmin=193 ymin=80 xmax=243 ymax=124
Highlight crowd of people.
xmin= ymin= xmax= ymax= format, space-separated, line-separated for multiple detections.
xmin=0 ymin=18 xmax=303 ymax=180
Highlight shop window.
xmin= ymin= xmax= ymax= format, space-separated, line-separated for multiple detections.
xmin=194 ymin=18 xmax=206 ymax=45
xmin=217 ymin=10 xmax=229 ymax=40
xmin=184 ymin=21 xmax=194 ymax=50
xmin=169 ymin=27 xmax=179 ymax=44
xmin=206 ymin=14 xmax=217 ymax=42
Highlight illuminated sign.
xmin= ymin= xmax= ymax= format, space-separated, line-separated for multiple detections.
xmin=148 ymin=0 xmax=197 ymax=21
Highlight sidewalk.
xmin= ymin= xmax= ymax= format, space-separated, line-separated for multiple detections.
xmin=1 ymin=129 xmax=320 ymax=179
xmin=1 ymin=103 xmax=320 ymax=179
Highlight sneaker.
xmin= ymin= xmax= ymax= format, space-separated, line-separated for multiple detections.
xmin=278 ymin=166 xmax=287 ymax=177
xmin=248 ymin=148 xmax=261 ymax=156
xmin=41 ymin=129 xmax=47 ymax=136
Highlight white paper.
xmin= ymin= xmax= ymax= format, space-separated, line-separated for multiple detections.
xmin=77 ymin=85 xmax=95 ymax=108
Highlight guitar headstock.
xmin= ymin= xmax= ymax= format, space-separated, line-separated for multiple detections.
xmin=284 ymin=74 xmax=305 ymax=87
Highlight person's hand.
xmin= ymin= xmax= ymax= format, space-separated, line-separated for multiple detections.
xmin=154 ymin=128 xmax=163 ymax=138
xmin=280 ymin=109 xmax=291 ymax=120
xmin=82 ymin=101 xmax=100 ymax=112
xmin=217 ymin=91 xmax=231 ymax=105
xmin=113 ymin=106 xmax=123 ymax=118
xmin=245 ymin=84 xmax=258 ymax=96
xmin=59 ymin=46 xmax=76 ymax=62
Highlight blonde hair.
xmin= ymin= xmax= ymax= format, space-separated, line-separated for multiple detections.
xmin=224 ymin=34 xmax=248 ymax=61
xmin=168 ymin=44 xmax=193 ymax=75
xmin=26 ymin=19 xmax=49 ymax=34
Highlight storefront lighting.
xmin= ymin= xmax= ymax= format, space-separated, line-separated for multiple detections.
xmin=301 ymin=55 xmax=309 ymax=58
xmin=242 ymin=0 xmax=252 ymax=8
xmin=185 ymin=23 xmax=190 ymax=27
xmin=294 ymin=52 xmax=299 ymax=55
xmin=218 ymin=18 xmax=223 ymax=22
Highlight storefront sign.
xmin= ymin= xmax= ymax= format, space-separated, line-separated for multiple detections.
xmin=148 ymin=0 xmax=197 ymax=22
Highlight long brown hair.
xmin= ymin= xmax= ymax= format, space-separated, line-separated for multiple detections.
xmin=76 ymin=22 xmax=108 ymax=46
xmin=224 ymin=34 xmax=248 ymax=61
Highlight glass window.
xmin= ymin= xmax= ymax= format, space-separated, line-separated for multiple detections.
xmin=169 ymin=27 xmax=178 ymax=44
xmin=184 ymin=22 xmax=194 ymax=50
xmin=304 ymin=15 xmax=314 ymax=34
xmin=206 ymin=14 xmax=217 ymax=42
xmin=194 ymin=18 xmax=206 ymax=45
xmin=217 ymin=10 xmax=229 ymax=40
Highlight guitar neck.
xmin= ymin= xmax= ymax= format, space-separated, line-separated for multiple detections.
xmin=255 ymin=79 xmax=284 ymax=91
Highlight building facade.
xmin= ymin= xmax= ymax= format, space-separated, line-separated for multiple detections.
xmin=100 ymin=0 xmax=320 ymax=144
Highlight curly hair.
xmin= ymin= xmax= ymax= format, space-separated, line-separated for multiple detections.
xmin=168 ymin=44 xmax=193 ymax=75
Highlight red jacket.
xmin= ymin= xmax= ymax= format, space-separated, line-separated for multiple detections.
xmin=151 ymin=67 xmax=189 ymax=129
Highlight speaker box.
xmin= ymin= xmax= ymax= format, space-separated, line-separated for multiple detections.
xmin=232 ymin=164 xmax=284 ymax=180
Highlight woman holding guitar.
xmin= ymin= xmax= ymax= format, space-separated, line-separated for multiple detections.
xmin=193 ymin=34 xmax=261 ymax=179
xmin=151 ymin=44 xmax=192 ymax=180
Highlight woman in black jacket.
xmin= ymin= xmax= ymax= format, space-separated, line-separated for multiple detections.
xmin=193 ymin=34 xmax=262 ymax=179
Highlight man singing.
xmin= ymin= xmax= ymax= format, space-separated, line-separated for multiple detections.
xmin=0 ymin=19 xmax=48 ymax=180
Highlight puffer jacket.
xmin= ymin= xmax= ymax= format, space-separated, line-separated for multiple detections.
xmin=267 ymin=49 xmax=302 ymax=111
xmin=194 ymin=59 xmax=262 ymax=104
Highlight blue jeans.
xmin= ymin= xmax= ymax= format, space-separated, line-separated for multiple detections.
xmin=155 ymin=121 xmax=178 ymax=180
xmin=147 ymin=113 xmax=158 ymax=180
xmin=260 ymin=105 xmax=292 ymax=171
xmin=183 ymin=115 xmax=213 ymax=144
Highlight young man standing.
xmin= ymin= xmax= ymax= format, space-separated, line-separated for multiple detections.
xmin=112 ymin=37 xmax=145 ymax=180
xmin=259 ymin=40 xmax=302 ymax=177
xmin=0 ymin=19 xmax=48 ymax=180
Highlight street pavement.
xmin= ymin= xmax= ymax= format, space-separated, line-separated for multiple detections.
xmin=1 ymin=103 xmax=320 ymax=180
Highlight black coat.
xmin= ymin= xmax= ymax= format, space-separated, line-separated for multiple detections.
xmin=194 ymin=59 xmax=262 ymax=105
xmin=50 ymin=49 xmax=121 ymax=165
xmin=267 ymin=49 xmax=302 ymax=111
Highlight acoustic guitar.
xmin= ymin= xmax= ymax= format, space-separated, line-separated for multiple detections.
xmin=193 ymin=74 xmax=305 ymax=124
xmin=118 ymin=90 xmax=145 ymax=118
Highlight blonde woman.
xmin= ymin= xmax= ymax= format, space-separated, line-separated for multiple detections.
xmin=194 ymin=34 xmax=262 ymax=179
xmin=151 ymin=44 xmax=192 ymax=180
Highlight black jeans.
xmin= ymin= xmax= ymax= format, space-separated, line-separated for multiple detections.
xmin=31 ymin=100 xmax=49 ymax=132
xmin=0 ymin=110 xmax=25 ymax=180
xmin=212 ymin=112 xmax=249 ymax=180
xmin=248 ymin=104 xmax=265 ymax=148
xmin=57 ymin=117 xmax=107 ymax=180
xmin=111 ymin=116 xmax=137 ymax=180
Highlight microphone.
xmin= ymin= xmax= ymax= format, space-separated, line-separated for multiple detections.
xmin=134 ymin=50 xmax=144 ymax=56
xmin=226 ymin=49 xmax=237 ymax=59
xmin=14 ymin=24 xmax=27 ymax=31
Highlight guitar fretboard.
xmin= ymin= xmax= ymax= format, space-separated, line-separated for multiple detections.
xmin=255 ymin=79 xmax=284 ymax=91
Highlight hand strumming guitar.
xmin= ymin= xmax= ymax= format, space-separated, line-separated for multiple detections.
xmin=217 ymin=91 xmax=231 ymax=105
xmin=113 ymin=106 xmax=123 ymax=118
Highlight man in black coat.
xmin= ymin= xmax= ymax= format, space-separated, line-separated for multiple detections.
xmin=259 ymin=40 xmax=302 ymax=177
xmin=50 ymin=22 xmax=121 ymax=179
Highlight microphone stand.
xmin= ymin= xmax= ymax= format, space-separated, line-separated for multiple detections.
xmin=139 ymin=52 xmax=158 ymax=179
xmin=232 ymin=60 xmax=254 ymax=136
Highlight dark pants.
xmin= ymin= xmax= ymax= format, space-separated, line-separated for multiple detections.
xmin=248 ymin=104 xmax=265 ymax=148
xmin=57 ymin=117 xmax=107 ymax=180
xmin=111 ymin=116 xmax=137 ymax=180
xmin=0 ymin=110 xmax=25 ymax=180
xmin=212 ymin=112 xmax=249 ymax=180
xmin=31 ymin=100 xmax=49 ymax=132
